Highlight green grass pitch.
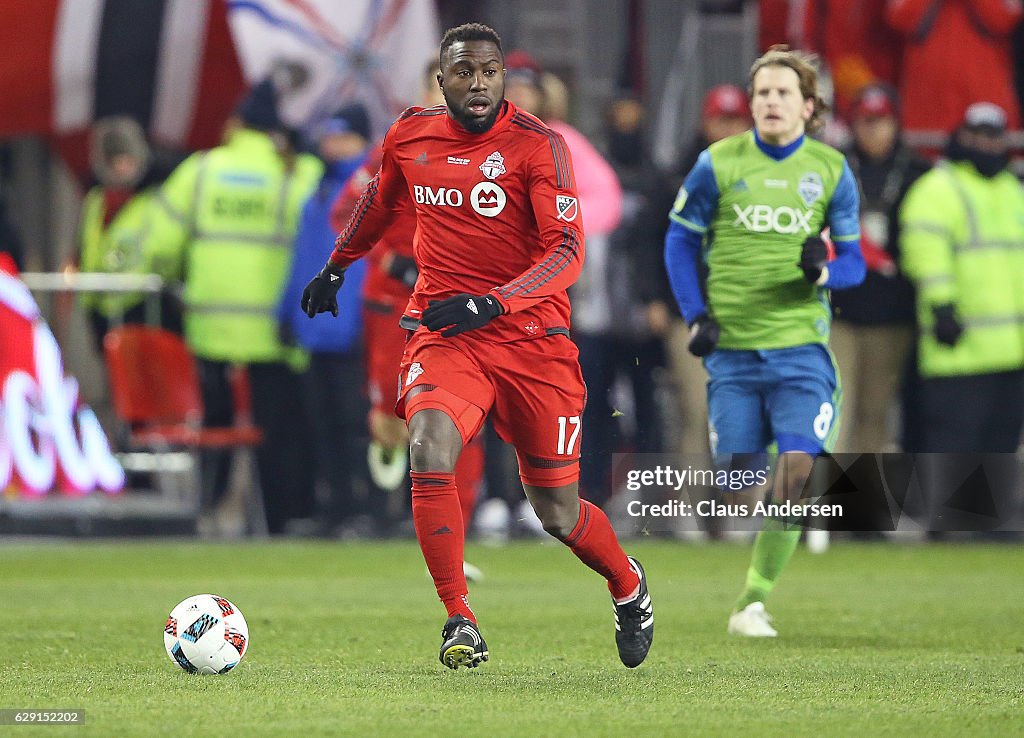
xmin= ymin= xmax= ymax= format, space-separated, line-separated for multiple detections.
xmin=1 ymin=540 xmax=1021 ymax=737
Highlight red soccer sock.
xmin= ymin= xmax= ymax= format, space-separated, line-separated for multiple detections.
xmin=562 ymin=499 xmax=640 ymax=600
xmin=411 ymin=471 xmax=473 ymax=621
xmin=453 ymin=439 xmax=484 ymax=535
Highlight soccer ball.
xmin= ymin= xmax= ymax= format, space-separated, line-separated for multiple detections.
xmin=164 ymin=594 xmax=249 ymax=675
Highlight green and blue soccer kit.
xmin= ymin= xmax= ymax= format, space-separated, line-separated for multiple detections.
xmin=664 ymin=130 xmax=864 ymax=457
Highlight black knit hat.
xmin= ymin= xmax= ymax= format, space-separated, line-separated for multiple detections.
xmin=319 ymin=103 xmax=372 ymax=141
xmin=235 ymin=79 xmax=281 ymax=131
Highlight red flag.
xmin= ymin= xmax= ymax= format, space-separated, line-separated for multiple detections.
xmin=0 ymin=0 xmax=245 ymax=153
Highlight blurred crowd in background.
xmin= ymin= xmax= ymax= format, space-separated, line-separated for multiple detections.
xmin=1 ymin=0 xmax=1023 ymax=540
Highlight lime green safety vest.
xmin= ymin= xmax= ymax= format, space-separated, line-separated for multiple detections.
xmin=147 ymin=129 xmax=322 ymax=363
xmin=77 ymin=186 xmax=158 ymax=318
xmin=900 ymin=161 xmax=1024 ymax=377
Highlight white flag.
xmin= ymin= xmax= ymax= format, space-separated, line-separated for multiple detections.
xmin=227 ymin=0 xmax=440 ymax=137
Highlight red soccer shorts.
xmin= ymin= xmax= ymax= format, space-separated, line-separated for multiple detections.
xmin=396 ymin=329 xmax=586 ymax=487
xmin=363 ymin=304 xmax=407 ymax=415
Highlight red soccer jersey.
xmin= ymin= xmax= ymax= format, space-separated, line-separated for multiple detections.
xmin=330 ymin=145 xmax=417 ymax=309
xmin=328 ymin=100 xmax=584 ymax=343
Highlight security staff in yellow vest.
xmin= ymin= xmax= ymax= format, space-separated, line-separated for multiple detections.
xmin=146 ymin=80 xmax=322 ymax=535
xmin=900 ymin=102 xmax=1024 ymax=453
xmin=74 ymin=116 xmax=180 ymax=351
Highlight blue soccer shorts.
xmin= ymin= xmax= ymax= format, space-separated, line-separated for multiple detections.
xmin=704 ymin=343 xmax=841 ymax=460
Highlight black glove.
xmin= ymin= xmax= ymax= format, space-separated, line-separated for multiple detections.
xmin=300 ymin=263 xmax=346 ymax=318
xmin=687 ymin=313 xmax=720 ymax=357
xmin=421 ymin=293 xmax=504 ymax=337
xmin=932 ymin=303 xmax=964 ymax=346
xmin=798 ymin=236 xmax=828 ymax=284
xmin=386 ymin=253 xmax=419 ymax=289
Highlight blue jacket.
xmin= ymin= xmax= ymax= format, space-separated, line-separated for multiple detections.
xmin=278 ymin=156 xmax=368 ymax=353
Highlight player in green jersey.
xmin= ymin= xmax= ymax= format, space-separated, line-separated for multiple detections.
xmin=664 ymin=47 xmax=866 ymax=636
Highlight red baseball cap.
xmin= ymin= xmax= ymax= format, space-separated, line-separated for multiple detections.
xmin=702 ymin=84 xmax=749 ymax=120
xmin=504 ymin=49 xmax=542 ymax=87
xmin=850 ymin=84 xmax=898 ymax=120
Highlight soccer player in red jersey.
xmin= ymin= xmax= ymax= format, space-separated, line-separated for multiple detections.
xmin=329 ymin=60 xmax=485 ymax=582
xmin=303 ymin=23 xmax=653 ymax=670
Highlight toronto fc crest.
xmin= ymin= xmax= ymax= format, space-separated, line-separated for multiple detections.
xmin=406 ymin=362 xmax=424 ymax=386
xmin=479 ymin=151 xmax=506 ymax=179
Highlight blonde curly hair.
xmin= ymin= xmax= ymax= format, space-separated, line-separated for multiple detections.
xmin=748 ymin=45 xmax=829 ymax=134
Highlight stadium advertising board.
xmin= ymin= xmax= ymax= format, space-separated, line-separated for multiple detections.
xmin=0 ymin=258 xmax=124 ymax=495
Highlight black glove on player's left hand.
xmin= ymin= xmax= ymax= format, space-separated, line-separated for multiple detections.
xmin=798 ymin=236 xmax=829 ymax=284
xmin=421 ymin=293 xmax=504 ymax=337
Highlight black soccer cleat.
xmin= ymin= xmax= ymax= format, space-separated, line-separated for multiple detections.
xmin=439 ymin=615 xmax=489 ymax=670
xmin=613 ymin=556 xmax=654 ymax=668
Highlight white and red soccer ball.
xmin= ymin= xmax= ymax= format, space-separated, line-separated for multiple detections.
xmin=164 ymin=594 xmax=249 ymax=675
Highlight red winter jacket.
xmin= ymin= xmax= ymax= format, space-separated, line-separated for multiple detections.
xmin=886 ymin=0 xmax=1022 ymax=131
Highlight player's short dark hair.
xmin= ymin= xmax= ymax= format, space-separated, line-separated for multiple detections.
xmin=749 ymin=45 xmax=830 ymax=134
xmin=439 ymin=23 xmax=503 ymax=70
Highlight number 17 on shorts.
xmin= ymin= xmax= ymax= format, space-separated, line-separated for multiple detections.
xmin=556 ymin=416 xmax=581 ymax=455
